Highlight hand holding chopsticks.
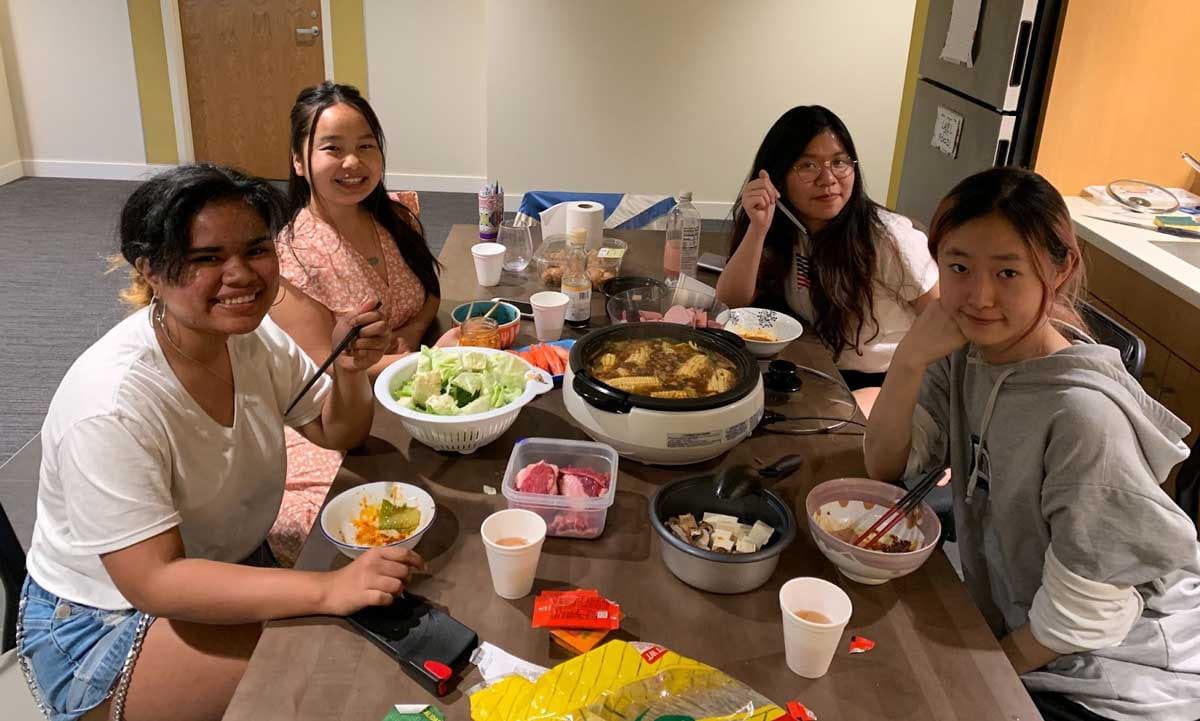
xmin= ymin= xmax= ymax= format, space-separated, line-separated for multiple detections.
xmin=284 ymin=300 xmax=385 ymax=416
xmin=851 ymin=467 xmax=946 ymax=550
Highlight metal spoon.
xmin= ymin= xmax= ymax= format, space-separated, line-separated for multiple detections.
xmin=712 ymin=454 xmax=805 ymax=501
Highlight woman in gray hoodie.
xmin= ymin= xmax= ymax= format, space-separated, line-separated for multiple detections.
xmin=865 ymin=167 xmax=1199 ymax=721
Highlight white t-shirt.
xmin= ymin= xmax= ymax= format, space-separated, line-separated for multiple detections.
xmin=26 ymin=308 xmax=331 ymax=610
xmin=785 ymin=209 xmax=937 ymax=373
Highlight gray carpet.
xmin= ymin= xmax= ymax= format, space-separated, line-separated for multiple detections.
xmin=0 ymin=177 xmax=475 ymax=466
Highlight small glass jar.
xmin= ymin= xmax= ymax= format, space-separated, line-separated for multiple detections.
xmin=459 ymin=316 xmax=501 ymax=348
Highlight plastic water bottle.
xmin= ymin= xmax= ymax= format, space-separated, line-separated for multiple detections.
xmin=664 ymin=191 xmax=702 ymax=280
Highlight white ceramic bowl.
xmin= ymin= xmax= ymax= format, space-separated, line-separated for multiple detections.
xmin=374 ymin=347 xmax=553 ymax=453
xmin=715 ymin=307 xmax=804 ymax=357
xmin=319 ymin=482 xmax=437 ymax=559
xmin=805 ymin=478 xmax=940 ymax=585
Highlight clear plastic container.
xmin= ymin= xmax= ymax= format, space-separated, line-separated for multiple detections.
xmin=501 ymin=437 xmax=619 ymax=539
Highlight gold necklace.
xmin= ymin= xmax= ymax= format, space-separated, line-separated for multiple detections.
xmin=151 ymin=301 xmax=234 ymax=388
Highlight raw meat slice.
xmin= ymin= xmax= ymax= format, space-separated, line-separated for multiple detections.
xmin=558 ymin=466 xmax=610 ymax=497
xmin=548 ymin=511 xmax=600 ymax=537
xmin=638 ymin=310 xmax=663 ymax=321
xmin=515 ymin=460 xmax=559 ymax=494
xmin=662 ymin=305 xmax=692 ymax=324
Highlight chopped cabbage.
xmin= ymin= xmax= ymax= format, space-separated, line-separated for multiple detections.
xmin=392 ymin=347 xmax=530 ymax=416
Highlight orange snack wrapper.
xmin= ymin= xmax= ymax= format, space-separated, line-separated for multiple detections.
xmin=531 ymin=589 xmax=620 ymax=631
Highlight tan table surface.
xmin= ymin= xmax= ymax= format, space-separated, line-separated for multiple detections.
xmin=224 ymin=225 xmax=1040 ymax=721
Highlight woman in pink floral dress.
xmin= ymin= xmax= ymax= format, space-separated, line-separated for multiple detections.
xmin=268 ymin=82 xmax=442 ymax=565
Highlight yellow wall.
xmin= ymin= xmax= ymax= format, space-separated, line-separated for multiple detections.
xmin=887 ymin=0 xmax=929 ymax=208
xmin=0 ymin=31 xmax=21 ymax=179
xmin=331 ymin=0 xmax=367 ymax=95
xmin=126 ymin=0 xmax=177 ymax=164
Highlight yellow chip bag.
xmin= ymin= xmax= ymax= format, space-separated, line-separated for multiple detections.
xmin=469 ymin=640 xmax=786 ymax=721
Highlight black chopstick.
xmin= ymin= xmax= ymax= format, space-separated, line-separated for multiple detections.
xmin=284 ymin=302 xmax=381 ymax=417
xmin=852 ymin=466 xmax=944 ymax=549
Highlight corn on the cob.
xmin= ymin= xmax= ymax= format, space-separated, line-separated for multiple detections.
xmin=651 ymin=389 xmax=696 ymax=399
xmin=675 ymin=353 xmax=711 ymax=379
xmin=605 ymin=375 xmax=660 ymax=393
xmin=707 ymin=368 xmax=735 ymax=393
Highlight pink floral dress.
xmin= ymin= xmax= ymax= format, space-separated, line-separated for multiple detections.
xmin=268 ymin=193 xmax=426 ymax=566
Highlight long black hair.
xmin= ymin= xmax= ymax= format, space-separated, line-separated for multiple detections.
xmin=729 ymin=105 xmax=891 ymax=361
xmin=117 ymin=163 xmax=287 ymax=306
xmin=286 ymin=81 xmax=440 ymax=297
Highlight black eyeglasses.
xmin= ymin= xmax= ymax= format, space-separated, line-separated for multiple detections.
xmin=791 ymin=157 xmax=857 ymax=182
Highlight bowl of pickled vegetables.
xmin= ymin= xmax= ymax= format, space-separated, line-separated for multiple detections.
xmin=319 ymin=482 xmax=436 ymax=559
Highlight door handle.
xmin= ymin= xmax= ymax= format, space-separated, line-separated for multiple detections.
xmin=296 ymin=25 xmax=320 ymax=38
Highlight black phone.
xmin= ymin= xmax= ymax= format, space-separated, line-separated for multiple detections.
xmin=345 ymin=594 xmax=478 ymax=697
xmin=491 ymin=297 xmax=534 ymax=318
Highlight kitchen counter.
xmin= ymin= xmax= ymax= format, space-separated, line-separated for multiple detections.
xmin=1065 ymin=195 xmax=1200 ymax=311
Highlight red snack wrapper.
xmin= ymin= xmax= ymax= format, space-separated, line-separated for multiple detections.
xmin=848 ymin=635 xmax=876 ymax=654
xmin=531 ymin=590 xmax=620 ymax=630
xmin=786 ymin=700 xmax=817 ymax=720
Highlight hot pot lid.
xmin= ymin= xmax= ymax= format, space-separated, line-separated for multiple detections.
xmin=759 ymin=360 xmax=858 ymax=434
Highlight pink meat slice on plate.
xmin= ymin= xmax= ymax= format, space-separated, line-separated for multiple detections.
xmin=558 ymin=466 xmax=610 ymax=497
xmin=662 ymin=305 xmax=692 ymax=325
xmin=515 ymin=460 xmax=559 ymax=494
xmin=639 ymin=310 xmax=663 ymax=321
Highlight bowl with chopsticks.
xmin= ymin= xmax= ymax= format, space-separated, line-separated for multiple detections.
xmin=804 ymin=476 xmax=941 ymax=585
xmin=451 ymin=301 xmax=521 ymax=348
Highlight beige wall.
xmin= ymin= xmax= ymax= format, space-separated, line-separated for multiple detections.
xmin=485 ymin=0 xmax=915 ymax=217
xmin=364 ymin=0 xmax=486 ymax=191
xmin=0 ymin=30 xmax=20 ymax=183
xmin=0 ymin=0 xmax=146 ymax=178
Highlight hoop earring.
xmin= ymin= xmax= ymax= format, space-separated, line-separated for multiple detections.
xmin=151 ymin=295 xmax=165 ymax=328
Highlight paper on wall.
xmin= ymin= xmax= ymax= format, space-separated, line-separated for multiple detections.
xmin=941 ymin=0 xmax=982 ymax=67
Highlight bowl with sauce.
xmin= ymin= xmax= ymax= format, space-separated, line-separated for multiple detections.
xmin=805 ymin=477 xmax=940 ymax=585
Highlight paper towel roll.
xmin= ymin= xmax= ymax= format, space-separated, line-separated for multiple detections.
xmin=566 ymin=202 xmax=604 ymax=249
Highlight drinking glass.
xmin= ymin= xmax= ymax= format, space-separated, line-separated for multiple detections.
xmin=498 ymin=221 xmax=533 ymax=272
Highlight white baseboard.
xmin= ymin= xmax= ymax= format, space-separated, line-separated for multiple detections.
xmin=693 ymin=201 xmax=732 ymax=221
xmin=384 ymin=172 xmax=486 ymax=194
xmin=0 ymin=160 xmax=23 ymax=185
xmin=23 ymin=160 xmax=176 ymax=181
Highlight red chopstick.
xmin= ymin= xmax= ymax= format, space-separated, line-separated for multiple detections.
xmin=851 ymin=468 xmax=943 ymax=550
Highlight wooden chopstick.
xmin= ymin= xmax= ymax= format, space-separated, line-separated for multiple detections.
xmin=851 ymin=467 xmax=943 ymax=550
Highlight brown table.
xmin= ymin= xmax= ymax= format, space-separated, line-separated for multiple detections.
xmin=224 ymin=225 xmax=1041 ymax=721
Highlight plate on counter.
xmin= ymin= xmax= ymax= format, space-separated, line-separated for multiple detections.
xmin=513 ymin=338 xmax=575 ymax=386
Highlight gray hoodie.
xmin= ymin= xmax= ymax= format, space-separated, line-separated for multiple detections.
xmin=908 ymin=340 xmax=1199 ymax=721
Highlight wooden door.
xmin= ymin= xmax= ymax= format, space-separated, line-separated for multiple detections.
xmin=179 ymin=0 xmax=324 ymax=179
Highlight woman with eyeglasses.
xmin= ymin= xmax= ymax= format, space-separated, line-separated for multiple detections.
xmin=716 ymin=106 xmax=939 ymax=410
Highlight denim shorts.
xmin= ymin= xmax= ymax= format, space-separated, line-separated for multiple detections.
xmin=18 ymin=575 xmax=154 ymax=721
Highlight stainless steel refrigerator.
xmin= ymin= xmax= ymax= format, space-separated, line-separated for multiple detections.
xmin=895 ymin=0 xmax=1063 ymax=228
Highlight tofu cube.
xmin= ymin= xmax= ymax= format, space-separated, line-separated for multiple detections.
xmin=702 ymin=512 xmax=740 ymax=533
xmin=712 ymin=529 xmax=733 ymax=545
xmin=735 ymin=538 xmax=758 ymax=554
xmin=747 ymin=520 xmax=774 ymax=546
xmin=711 ymin=536 xmax=735 ymax=552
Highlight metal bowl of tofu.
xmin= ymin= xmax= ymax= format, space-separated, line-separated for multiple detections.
xmin=562 ymin=322 xmax=764 ymax=465
xmin=649 ymin=474 xmax=796 ymax=594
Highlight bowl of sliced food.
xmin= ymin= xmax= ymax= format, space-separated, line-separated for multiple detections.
xmin=715 ymin=307 xmax=804 ymax=357
xmin=374 ymin=346 xmax=553 ymax=453
xmin=805 ymin=477 xmax=940 ymax=585
xmin=320 ymin=481 xmax=437 ymax=559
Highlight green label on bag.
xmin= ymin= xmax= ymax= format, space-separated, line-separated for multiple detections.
xmin=597 ymin=247 xmax=626 ymax=259
xmin=381 ymin=705 xmax=444 ymax=721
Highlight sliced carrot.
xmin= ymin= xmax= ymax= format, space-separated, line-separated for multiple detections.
xmin=545 ymin=347 xmax=564 ymax=375
xmin=527 ymin=345 xmax=548 ymax=372
xmin=535 ymin=344 xmax=556 ymax=373
xmin=551 ymin=345 xmax=570 ymax=361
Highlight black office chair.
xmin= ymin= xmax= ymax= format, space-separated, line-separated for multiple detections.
xmin=1176 ymin=438 xmax=1199 ymax=525
xmin=0 ymin=502 xmax=25 ymax=653
xmin=1079 ymin=301 xmax=1146 ymax=380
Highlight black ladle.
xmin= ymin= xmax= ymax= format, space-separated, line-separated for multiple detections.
xmin=712 ymin=454 xmax=805 ymax=501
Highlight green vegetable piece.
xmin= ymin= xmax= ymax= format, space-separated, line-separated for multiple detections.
xmin=378 ymin=499 xmax=421 ymax=534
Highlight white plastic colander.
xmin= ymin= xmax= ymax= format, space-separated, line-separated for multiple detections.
xmin=373 ymin=347 xmax=554 ymax=453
